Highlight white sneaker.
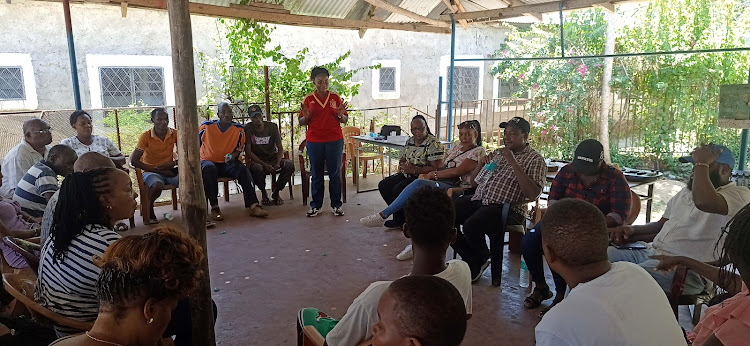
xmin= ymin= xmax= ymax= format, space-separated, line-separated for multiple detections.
xmin=360 ymin=213 xmax=386 ymax=227
xmin=306 ymin=207 xmax=321 ymax=217
xmin=332 ymin=207 xmax=345 ymax=216
xmin=396 ymin=244 xmax=413 ymax=261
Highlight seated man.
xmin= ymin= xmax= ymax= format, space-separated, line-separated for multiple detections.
xmin=372 ymin=276 xmax=467 ymax=346
xmin=200 ymin=102 xmax=268 ymax=220
xmin=244 ymin=104 xmax=295 ymax=206
xmin=1 ymin=119 xmax=52 ymax=198
xmin=131 ymin=107 xmax=179 ymax=224
xmin=13 ymin=144 xmax=77 ymax=217
xmin=535 ymin=198 xmax=684 ymax=345
xmin=40 ymin=152 xmax=115 ymax=245
xmin=297 ymin=187 xmax=472 ymax=346
xmin=609 ymin=143 xmax=750 ymax=295
xmin=522 ymin=139 xmax=631 ymax=312
xmin=452 ymin=117 xmax=547 ymax=281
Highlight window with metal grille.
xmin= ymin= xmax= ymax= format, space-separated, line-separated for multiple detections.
xmin=448 ymin=66 xmax=480 ymax=102
xmin=0 ymin=67 xmax=26 ymax=101
xmin=497 ymin=78 xmax=521 ymax=98
xmin=99 ymin=67 xmax=165 ymax=108
xmin=379 ymin=67 xmax=396 ymax=92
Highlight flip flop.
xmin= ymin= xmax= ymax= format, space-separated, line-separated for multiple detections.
xmin=114 ymin=222 xmax=129 ymax=232
xmin=261 ymin=197 xmax=272 ymax=206
xmin=524 ymin=286 xmax=553 ymax=309
xmin=147 ymin=218 xmax=160 ymax=225
xmin=206 ymin=221 xmax=216 ymax=228
xmin=272 ymin=197 xmax=284 ymax=206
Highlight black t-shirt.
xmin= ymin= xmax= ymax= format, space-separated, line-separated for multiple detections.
xmin=244 ymin=121 xmax=281 ymax=163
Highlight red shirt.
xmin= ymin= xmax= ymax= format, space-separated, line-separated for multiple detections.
xmin=301 ymin=92 xmax=345 ymax=143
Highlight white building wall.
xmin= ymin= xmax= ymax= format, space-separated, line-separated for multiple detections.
xmin=0 ymin=0 xmax=508 ymax=111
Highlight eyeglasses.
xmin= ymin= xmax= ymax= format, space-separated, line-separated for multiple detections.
xmin=411 ymin=126 xmax=426 ymax=132
xmin=29 ymin=127 xmax=52 ymax=134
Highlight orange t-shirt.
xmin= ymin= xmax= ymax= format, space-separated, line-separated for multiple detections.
xmin=199 ymin=120 xmax=245 ymax=163
xmin=300 ymin=92 xmax=345 ymax=143
xmin=135 ymin=128 xmax=177 ymax=166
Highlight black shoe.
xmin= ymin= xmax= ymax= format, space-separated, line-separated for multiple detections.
xmin=384 ymin=219 xmax=403 ymax=229
xmin=471 ymin=259 xmax=491 ymax=282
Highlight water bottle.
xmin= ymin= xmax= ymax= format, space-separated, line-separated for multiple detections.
xmin=224 ymin=153 xmax=232 ymax=163
xmin=474 ymin=162 xmax=497 ymax=186
xmin=519 ymin=255 xmax=530 ymax=288
xmin=163 ymin=213 xmax=174 ymax=221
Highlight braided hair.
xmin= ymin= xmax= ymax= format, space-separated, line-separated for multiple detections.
xmin=51 ymin=168 xmax=117 ymax=262
xmin=715 ymin=203 xmax=750 ymax=293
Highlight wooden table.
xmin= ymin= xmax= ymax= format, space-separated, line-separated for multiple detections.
xmin=351 ymin=135 xmax=450 ymax=193
xmin=543 ymin=161 xmax=660 ymax=222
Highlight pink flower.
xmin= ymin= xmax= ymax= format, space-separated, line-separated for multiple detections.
xmin=568 ymin=59 xmax=575 ymax=65
xmin=567 ymin=106 xmax=573 ymax=113
xmin=487 ymin=54 xmax=493 ymax=57
xmin=536 ymin=111 xmax=543 ymax=116
xmin=597 ymin=63 xmax=602 ymax=67
xmin=497 ymin=76 xmax=502 ymax=80
xmin=533 ymin=83 xmax=539 ymax=90
xmin=518 ymin=74 xmax=525 ymax=80
xmin=690 ymin=41 xmax=696 ymax=47
xmin=541 ymin=130 xmax=548 ymax=135
xmin=550 ymin=125 xmax=556 ymax=131
xmin=576 ymin=64 xmax=588 ymax=77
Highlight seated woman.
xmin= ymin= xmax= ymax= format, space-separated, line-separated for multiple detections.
xmin=652 ymin=203 xmax=750 ymax=346
xmin=35 ymin=167 xmax=137 ymax=336
xmin=49 ymin=225 xmax=205 ymax=346
xmin=0 ymin=174 xmax=41 ymax=269
xmin=61 ymin=110 xmax=127 ymax=170
xmin=361 ymin=120 xmax=484 ymax=260
xmin=374 ymin=115 xmax=445 ymax=229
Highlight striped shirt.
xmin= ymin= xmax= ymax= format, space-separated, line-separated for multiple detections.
xmin=35 ymin=224 xmax=121 ymax=336
xmin=12 ymin=160 xmax=59 ymax=217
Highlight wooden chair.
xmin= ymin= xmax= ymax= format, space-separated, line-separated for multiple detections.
xmin=2 ymin=237 xmax=40 ymax=272
xmin=342 ymin=126 xmax=384 ymax=185
xmin=3 ymin=272 xmax=94 ymax=332
xmin=302 ymin=326 xmax=371 ymax=346
xmin=133 ymin=166 xmax=178 ymax=224
xmin=669 ymin=266 xmax=714 ymax=325
xmin=244 ymin=151 xmax=294 ymax=200
xmin=298 ymin=140 xmax=347 ymax=206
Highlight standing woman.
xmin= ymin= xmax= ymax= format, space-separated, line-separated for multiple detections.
xmin=61 ymin=110 xmax=127 ymax=170
xmin=299 ymin=67 xmax=348 ymax=217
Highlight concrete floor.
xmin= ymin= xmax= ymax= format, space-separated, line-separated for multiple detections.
xmin=129 ymin=177 xmax=694 ymax=346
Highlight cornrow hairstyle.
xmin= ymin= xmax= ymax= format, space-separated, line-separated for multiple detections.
xmin=404 ymin=187 xmax=455 ymax=249
xmin=310 ymin=66 xmax=329 ymax=81
xmin=51 ymin=168 xmax=117 ymax=262
xmin=387 ymin=276 xmax=467 ymax=346
xmin=94 ymin=224 xmax=205 ymax=320
xmin=715 ymin=203 xmax=750 ymax=293
xmin=412 ymin=114 xmax=433 ymax=136
xmin=150 ymin=107 xmax=168 ymax=122
xmin=69 ymin=110 xmax=92 ymax=126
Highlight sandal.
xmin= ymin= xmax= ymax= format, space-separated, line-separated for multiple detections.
xmin=147 ymin=217 xmax=160 ymax=225
xmin=261 ymin=196 xmax=272 ymax=206
xmin=114 ymin=222 xmax=129 ymax=232
xmin=206 ymin=221 xmax=216 ymax=228
xmin=272 ymin=197 xmax=284 ymax=206
xmin=539 ymin=299 xmax=563 ymax=317
xmin=210 ymin=208 xmax=224 ymax=222
xmin=524 ymin=286 xmax=553 ymax=309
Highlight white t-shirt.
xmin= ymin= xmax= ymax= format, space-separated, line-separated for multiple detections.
xmin=535 ymin=262 xmax=685 ymax=346
xmin=326 ymin=259 xmax=472 ymax=346
xmin=654 ymin=183 xmax=750 ymax=262
xmin=0 ymin=140 xmax=49 ymax=198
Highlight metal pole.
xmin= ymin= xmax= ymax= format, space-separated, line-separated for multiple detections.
xmin=739 ymin=68 xmax=750 ymax=170
xmin=63 ymin=0 xmax=82 ymax=110
xmin=447 ymin=17 xmax=456 ymax=140
xmin=559 ymin=1 xmax=565 ymax=58
xmin=437 ymin=76 xmax=443 ymax=140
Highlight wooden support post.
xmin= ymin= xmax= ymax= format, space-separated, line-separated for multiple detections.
xmin=166 ymin=0 xmax=215 ymax=344
xmin=264 ymin=65 xmax=271 ymax=122
xmin=121 ymin=2 xmax=128 ymax=17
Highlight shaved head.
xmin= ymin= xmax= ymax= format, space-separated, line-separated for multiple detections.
xmin=74 ymin=152 xmax=116 ymax=172
xmin=541 ymin=199 xmax=610 ymax=266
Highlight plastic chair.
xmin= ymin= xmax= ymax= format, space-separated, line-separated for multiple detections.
xmin=132 ymin=166 xmax=178 ymax=224
xmin=669 ymin=266 xmax=714 ymax=325
xmin=2 ymin=272 xmax=94 ymax=332
xmin=1 ymin=236 xmax=40 ymax=272
xmin=298 ymin=140 xmax=347 ymax=206
xmin=302 ymin=326 xmax=371 ymax=346
xmin=245 ymin=151 xmax=294 ymax=200
xmin=342 ymin=126 xmax=384 ymax=185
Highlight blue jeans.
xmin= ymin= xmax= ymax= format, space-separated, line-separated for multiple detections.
xmin=143 ymin=172 xmax=180 ymax=188
xmin=201 ymin=160 xmax=259 ymax=208
xmin=306 ymin=139 xmax=344 ymax=209
xmin=382 ymin=179 xmax=453 ymax=218
xmin=522 ymin=221 xmax=567 ymax=294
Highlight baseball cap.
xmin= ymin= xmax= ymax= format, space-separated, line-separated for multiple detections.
xmin=571 ymin=139 xmax=604 ymax=176
xmin=248 ymin=104 xmax=263 ymax=118
xmin=679 ymin=144 xmax=735 ymax=168
xmin=499 ymin=117 xmax=530 ymax=134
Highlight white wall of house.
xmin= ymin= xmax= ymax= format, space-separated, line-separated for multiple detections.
xmin=0 ymin=0 xmax=508 ymax=112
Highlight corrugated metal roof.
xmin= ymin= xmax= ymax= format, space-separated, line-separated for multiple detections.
xmin=384 ymin=0 xmax=442 ymax=23
xmin=292 ymin=0 xmax=360 ymax=18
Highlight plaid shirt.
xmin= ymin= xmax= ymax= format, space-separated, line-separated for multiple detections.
xmin=549 ymin=164 xmax=632 ymax=225
xmin=472 ymin=144 xmax=546 ymax=214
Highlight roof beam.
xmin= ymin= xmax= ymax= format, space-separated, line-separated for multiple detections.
xmin=96 ymin=0 xmax=451 ymax=34
xmin=441 ymin=0 xmax=468 ymax=29
xmin=445 ymin=0 xmax=619 ymax=21
xmin=362 ymin=0 xmax=451 ymax=27
xmin=523 ymin=12 xmax=543 ymax=21
xmin=594 ymin=3 xmax=616 ymax=12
